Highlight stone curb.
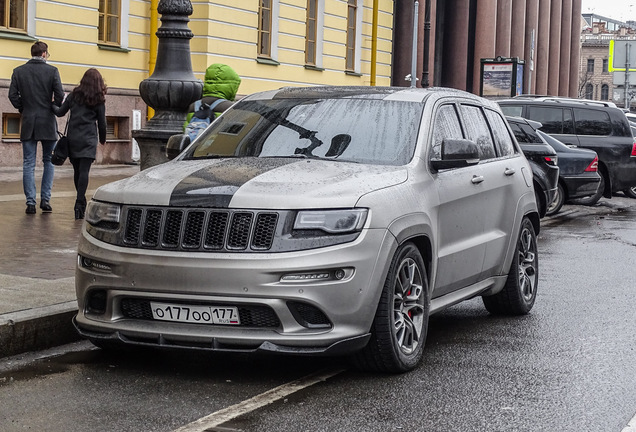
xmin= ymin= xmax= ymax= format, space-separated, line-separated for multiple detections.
xmin=0 ymin=301 xmax=80 ymax=358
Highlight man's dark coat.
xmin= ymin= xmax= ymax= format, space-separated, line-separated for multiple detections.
xmin=8 ymin=58 xmax=64 ymax=141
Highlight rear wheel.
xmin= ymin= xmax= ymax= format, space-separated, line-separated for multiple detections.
xmin=545 ymin=183 xmax=565 ymax=216
xmin=570 ymin=172 xmax=605 ymax=206
xmin=483 ymin=217 xmax=538 ymax=315
xmin=623 ymin=187 xmax=636 ymax=199
xmin=352 ymin=242 xmax=429 ymax=373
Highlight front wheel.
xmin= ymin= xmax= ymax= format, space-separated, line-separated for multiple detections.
xmin=352 ymin=242 xmax=429 ymax=373
xmin=483 ymin=217 xmax=538 ymax=315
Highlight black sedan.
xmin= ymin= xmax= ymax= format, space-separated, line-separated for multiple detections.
xmin=537 ymin=130 xmax=601 ymax=215
xmin=506 ymin=116 xmax=559 ymax=218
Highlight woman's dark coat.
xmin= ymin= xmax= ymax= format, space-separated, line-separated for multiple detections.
xmin=53 ymin=93 xmax=106 ymax=159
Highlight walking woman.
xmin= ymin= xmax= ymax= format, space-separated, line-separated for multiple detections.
xmin=53 ymin=68 xmax=107 ymax=219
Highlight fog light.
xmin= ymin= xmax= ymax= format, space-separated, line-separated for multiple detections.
xmin=80 ymin=255 xmax=112 ymax=272
xmin=334 ymin=269 xmax=346 ymax=280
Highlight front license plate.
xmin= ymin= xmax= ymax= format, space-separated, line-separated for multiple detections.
xmin=150 ymin=302 xmax=240 ymax=325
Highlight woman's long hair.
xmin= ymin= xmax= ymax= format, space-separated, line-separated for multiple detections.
xmin=72 ymin=68 xmax=107 ymax=107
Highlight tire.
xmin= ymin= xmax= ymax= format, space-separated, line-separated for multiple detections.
xmin=352 ymin=242 xmax=429 ymax=373
xmin=483 ymin=217 xmax=538 ymax=315
xmin=623 ymin=187 xmax=636 ymax=199
xmin=545 ymin=183 xmax=565 ymax=216
xmin=570 ymin=172 xmax=605 ymax=206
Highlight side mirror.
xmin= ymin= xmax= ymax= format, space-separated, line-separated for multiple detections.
xmin=430 ymin=138 xmax=480 ymax=170
xmin=166 ymin=134 xmax=191 ymax=160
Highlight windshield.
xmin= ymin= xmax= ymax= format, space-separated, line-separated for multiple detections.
xmin=182 ymin=98 xmax=422 ymax=166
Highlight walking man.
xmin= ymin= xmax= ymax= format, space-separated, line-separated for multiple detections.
xmin=9 ymin=41 xmax=64 ymax=214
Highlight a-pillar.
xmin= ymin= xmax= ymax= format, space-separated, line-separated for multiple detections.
xmin=496 ymin=0 xmax=512 ymax=57
xmin=441 ymin=0 xmax=470 ymax=90
xmin=474 ymin=0 xmax=497 ymax=95
xmin=547 ymin=0 xmax=562 ymax=95
xmin=535 ymin=0 xmax=551 ymax=95
xmin=524 ymin=0 xmax=539 ymax=94
xmin=569 ymin=0 xmax=583 ymax=97
xmin=558 ymin=0 xmax=573 ymax=96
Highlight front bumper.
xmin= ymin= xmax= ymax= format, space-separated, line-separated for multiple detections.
xmin=74 ymin=227 xmax=396 ymax=355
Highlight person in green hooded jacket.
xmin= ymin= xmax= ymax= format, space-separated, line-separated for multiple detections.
xmin=183 ymin=63 xmax=241 ymax=130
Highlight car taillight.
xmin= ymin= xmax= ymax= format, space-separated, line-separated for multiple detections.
xmin=543 ymin=156 xmax=558 ymax=165
xmin=631 ymin=140 xmax=636 ymax=157
xmin=585 ymin=156 xmax=599 ymax=172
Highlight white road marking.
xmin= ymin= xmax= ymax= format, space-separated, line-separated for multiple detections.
xmin=623 ymin=412 xmax=636 ymax=432
xmin=172 ymin=368 xmax=345 ymax=432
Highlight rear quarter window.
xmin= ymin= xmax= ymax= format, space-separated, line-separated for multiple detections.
xmin=573 ymin=108 xmax=611 ymax=136
xmin=499 ymin=105 xmax=523 ymax=117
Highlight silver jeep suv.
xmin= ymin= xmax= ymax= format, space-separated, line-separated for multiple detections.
xmin=75 ymin=86 xmax=540 ymax=373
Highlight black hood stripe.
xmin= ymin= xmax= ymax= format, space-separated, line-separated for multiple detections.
xmin=169 ymin=158 xmax=299 ymax=207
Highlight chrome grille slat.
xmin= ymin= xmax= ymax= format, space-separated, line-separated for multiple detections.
xmin=121 ymin=206 xmax=278 ymax=252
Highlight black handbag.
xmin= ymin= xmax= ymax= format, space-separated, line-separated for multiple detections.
xmin=52 ymin=117 xmax=69 ymax=166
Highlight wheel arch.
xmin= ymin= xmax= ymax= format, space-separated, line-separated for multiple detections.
xmin=387 ymin=214 xmax=434 ymax=288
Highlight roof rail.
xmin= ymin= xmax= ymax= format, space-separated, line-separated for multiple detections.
xmin=518 ymin=96 xmax=617 ymax=108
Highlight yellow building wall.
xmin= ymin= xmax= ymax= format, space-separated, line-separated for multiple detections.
xmin=2 ymin=0 xmax=394 ymax=95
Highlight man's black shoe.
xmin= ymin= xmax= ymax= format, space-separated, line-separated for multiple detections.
xmin=26 ymin=204 xmax=36 ymax=214
xmin=40 ymin=201 xmax=53 ymax=213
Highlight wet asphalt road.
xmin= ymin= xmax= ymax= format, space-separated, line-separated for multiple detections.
xmin=0 ymin=196 xmax=635 ymax=432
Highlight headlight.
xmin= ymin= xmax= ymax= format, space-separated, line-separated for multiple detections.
xmin=294 ymin=209 xmax=368 ymax=234
xmin=85 ymin=201 xmax=121 ymax=226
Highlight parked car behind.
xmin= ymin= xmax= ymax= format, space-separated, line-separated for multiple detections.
xmin=75 ymin=86 xmax=540 ymax=373
xmin=505 ymin=116 xmax=559 ymax=217
xmin=536 ymin=130 xmax=601 ymax=215
xmin=498 ymin=97 xmax=636 ymax=205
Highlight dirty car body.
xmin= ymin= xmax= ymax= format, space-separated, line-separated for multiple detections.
xmin=75 ymin=86 xmax=540 ymax=373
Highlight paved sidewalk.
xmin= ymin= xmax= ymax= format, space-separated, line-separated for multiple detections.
xmin=0 ymin=163 xmax=140 ymax=358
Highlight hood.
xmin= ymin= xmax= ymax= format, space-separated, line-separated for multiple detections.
xmin=93 ymin=158 xmax=408 ymax=209
xmin=202 ymin=64 xmax=241 ymax=101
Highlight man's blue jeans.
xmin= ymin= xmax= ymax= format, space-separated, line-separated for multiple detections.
xmin=22 ymin=139 xmax=56 ymax=206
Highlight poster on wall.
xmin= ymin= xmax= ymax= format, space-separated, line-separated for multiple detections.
xmin=482 ymin=63 xmax=513 ymax=97
xmin=480 ymin=57 xmax=525 ymax=99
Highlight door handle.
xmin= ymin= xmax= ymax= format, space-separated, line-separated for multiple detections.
xmin=504 ymin=168 xmax=516 ymax=176
xmin=471 ymin=175 xmax=484 ymax=184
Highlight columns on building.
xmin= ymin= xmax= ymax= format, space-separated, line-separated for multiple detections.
xmin=558 ymin=0 xmax=573 ymax=96
xmin=442 ymin=0 xmax=470 ymax=90
xmin=547 ymin=0 xmax=562 ymax=95
xmin=524 ymin=0 xmax=539 ymax=94
xmin=496 ymin=0 xmax=512 ymax=56
xmin=474 ymin=0 xmax=498 ymax=94
xmin=569 ymin=0 xmax=583 ymax=97
xmin=535 ymin=0 xmax=551 ymax=94
xmin=510 ymin=0 xmax=526 ymax=59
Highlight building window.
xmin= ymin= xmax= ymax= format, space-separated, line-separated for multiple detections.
xmin=258 ymin=0 xmax=272 ymax=58
xmin=305 ymin=0 xmax=317 ymax=65
xmin=587 ymin=58 xmax=595 ymax=73
xmin=345 ymin=0 xmax=358 ymax=71
xmin=98 ymin=0 xmax=120 ymax=44
xmin=601 ymin=84 xmax=609 ymax=101
xmin=1 ymin=0 xmax=26 ymax=30
xmin=585 ymin=83 xmax=594 ymax=100
xmin=602 ymin=59 xmax=608 ymax=73
xmin=106 ymin=117 xmax=119 ymax=140
xmin=2 ymin=113 xmax=21 ymax=138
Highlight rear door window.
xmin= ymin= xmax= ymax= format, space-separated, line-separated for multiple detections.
xmin=485 ymin=109 xmax=516 ymax=157
xmin=461 ymin=104 xmax=497 ymax=160
xmin=573 ymin=108 xmax=612 ymax=136
xmin=527 ymin=106 xmax=575 ymax=134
